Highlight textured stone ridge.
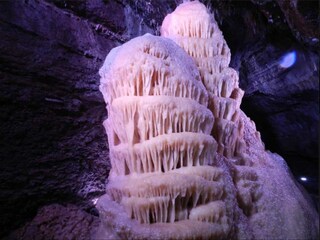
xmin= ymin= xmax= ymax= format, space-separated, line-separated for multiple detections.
xmin=161 ymin=1 xmax=318 ymax=239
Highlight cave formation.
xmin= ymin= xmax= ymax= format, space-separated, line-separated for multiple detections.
xmin=95 ymin=2 xmax=318 ymax=239
xmin=0 ymin=0 xmax=318 ymax=239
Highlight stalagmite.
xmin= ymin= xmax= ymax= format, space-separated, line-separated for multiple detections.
xmin=161 ymin=1 xmax=318 ymax=239
xmin=96 ymin=33 xmax=239 ymax=239
xmin=161 ymin=0 xmax=244 ymax=158
xmin=94 ymin=1 xmax=318 ymax=239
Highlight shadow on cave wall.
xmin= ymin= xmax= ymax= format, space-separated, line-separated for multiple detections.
xmin=0 ymin=0 xmax=318 ymax=237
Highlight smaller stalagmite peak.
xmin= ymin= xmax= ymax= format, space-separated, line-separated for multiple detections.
xmin=94 ymin=1 xmax=319 ymax=239
xmin=162 ymin=0 xmax=244 ymax=159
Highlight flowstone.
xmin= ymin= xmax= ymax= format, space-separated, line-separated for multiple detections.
xmin=95 ymin=1 xmax=318 ymax=239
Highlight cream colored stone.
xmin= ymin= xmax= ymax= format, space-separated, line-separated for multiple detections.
xmin=94 ymin=2 xmax=318 ymax=240
xmin=161 ymin=0 xmax=244 ymax=158
xmin=96 ymin=33 xmax=237 ymax=239
xmin=160 ymin=1 xmax=318 ymax=240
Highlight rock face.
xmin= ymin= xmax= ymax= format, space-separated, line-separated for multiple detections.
xmin=0 ymin=0 xmax=318 ymax=238
xmin=9 ymin=204 xmax=99 ymax=240
xmin=0 ymin=0 xmax=118 ymax=237
xmin=95 ymin=2 xmax=318 ymax=239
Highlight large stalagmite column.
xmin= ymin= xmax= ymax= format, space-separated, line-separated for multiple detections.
xmin=94 ymin=1 xmax=318 ymax=239
xmin=96 ymin=34 xmax=239 ymax=239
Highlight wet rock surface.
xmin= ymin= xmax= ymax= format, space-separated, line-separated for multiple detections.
xmin=0 ymin=0 xmax=318 ymax=238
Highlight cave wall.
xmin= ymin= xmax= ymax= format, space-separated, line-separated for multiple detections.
xmin=215 ymin=0 xmax=319 ymax=196
xmin=0 ymin=0 xmax=318 ymax=237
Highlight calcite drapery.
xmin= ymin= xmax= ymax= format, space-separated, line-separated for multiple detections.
xmin=95 ymin=1 xmax=318 ymax=239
